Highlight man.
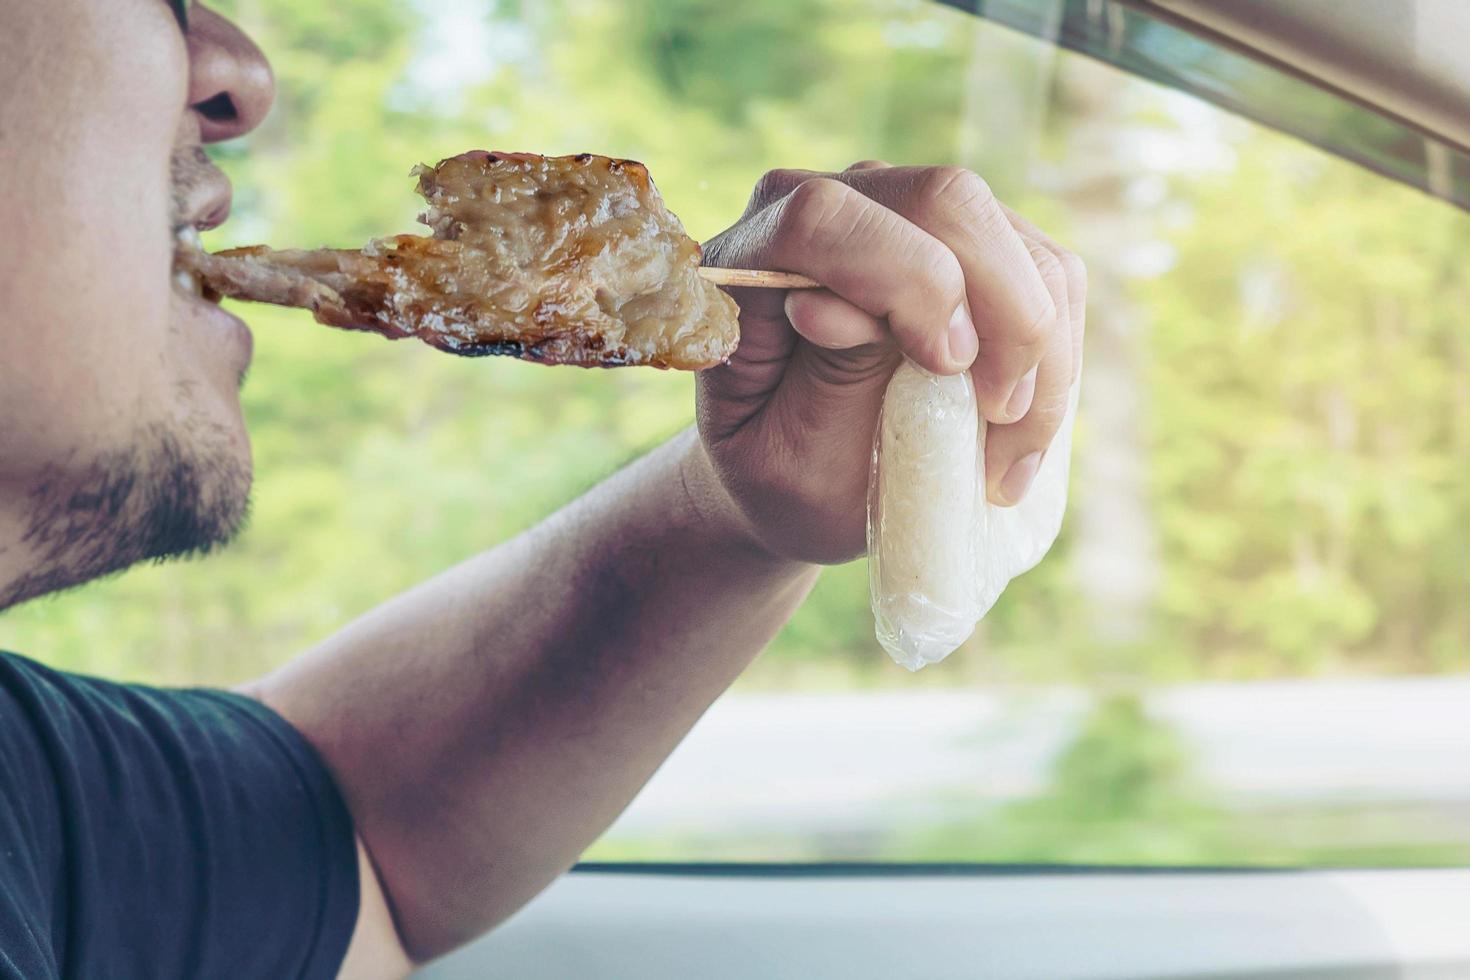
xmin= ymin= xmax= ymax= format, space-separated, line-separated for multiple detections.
xmin=0 ymin=1 xmax=1085 ymax=977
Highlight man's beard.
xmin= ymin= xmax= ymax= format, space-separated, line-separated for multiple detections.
xmin=0 ymin=421 xmax=250 ymax=612
xmin=0 ymin=139 xmax=252 ymax=612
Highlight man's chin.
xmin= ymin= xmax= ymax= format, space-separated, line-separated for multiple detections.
xmin=0 ymin=424 xmax=251 ymax=612
xmin=138 ymin=423 xmax=252 ymax=559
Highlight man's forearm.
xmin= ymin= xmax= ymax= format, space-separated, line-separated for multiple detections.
xmin=253 ymin=428 xmax=818 ymax=960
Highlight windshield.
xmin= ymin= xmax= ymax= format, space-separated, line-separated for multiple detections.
xmin=8 ymin=0 xmax=1467 ymax=869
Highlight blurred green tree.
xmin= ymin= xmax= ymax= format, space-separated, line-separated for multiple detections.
xmin=2 ymin=0 xmax=1466 ymax=693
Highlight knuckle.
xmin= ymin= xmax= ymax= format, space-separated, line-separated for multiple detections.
xmin=918 ymin=166 xmax=997 ymax=219
xmin=1060 ymin=250 xmax=1088 ymax=298
xmin=1029 ymin=241 xmax=1066 ymax=289
xmin=909 ymin=244 xmax=965 ymax=304
xmin=1020 ymin=247 xmax=1064 ymax=346
xmin=777 ymin=177 xmax=858 ymax=250
xmin=1029 ymin=248 xmax=1071 ymax=314
xmin=789 ymin=175 xmax=853 ymax=209
xmin=1017 ymin=299 xmax=1057 ymax=349
xmin=751 ymin=168 xmax=809 ymax=209
xmin=845 ymin=158 xmax=891 ymax=172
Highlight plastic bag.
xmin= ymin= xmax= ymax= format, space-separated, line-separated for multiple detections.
xmin=867 ymin=357 xmax=1080 ymax=670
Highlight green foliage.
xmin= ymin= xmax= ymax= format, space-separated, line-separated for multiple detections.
xmin=1138 ymin=132 xmax=1470 ymax=676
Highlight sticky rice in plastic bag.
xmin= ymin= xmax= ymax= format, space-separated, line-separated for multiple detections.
xmin=867 ymin=357 xmax=1079 ymax=670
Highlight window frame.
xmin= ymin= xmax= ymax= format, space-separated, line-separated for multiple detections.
xmin=941 ymin=0 xmax=1470 ymax=212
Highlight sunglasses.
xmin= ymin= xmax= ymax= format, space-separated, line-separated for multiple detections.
xmin=168 ymin=0 xmax=188 ymax=30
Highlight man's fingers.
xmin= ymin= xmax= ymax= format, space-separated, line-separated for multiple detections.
xmin=827 ymin=166 xmax=1057 ymax=424
xmin=1001 ymin=203 xmax=1087 ymax=383
xmin=714 ymin=164 xmax=1085 ymax=446
xmin=983 ymin=217 xmax=1079 ymax=506
xmin=783 ymin=289 xmax=887 ymax=351
xmin=742 ymin=160 xmax=890 ymax=218
xmin=741 ymin=167 xmax=822 ymax=219
xmin=746 ymin=177 xmax=972 ymax=375
xmin=984 ymin=315 xmax=1072 ymax=505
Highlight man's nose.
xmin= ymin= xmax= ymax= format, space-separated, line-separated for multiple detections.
xmin=186 ymin=4 xmax=276 ymax=143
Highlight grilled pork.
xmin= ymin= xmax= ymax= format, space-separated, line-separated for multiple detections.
xmin=179 ymin=151 xmax=740 ymax=370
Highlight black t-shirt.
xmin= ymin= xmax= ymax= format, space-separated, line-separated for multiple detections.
xmin=0 ymin=651 xmax=358 ymax=979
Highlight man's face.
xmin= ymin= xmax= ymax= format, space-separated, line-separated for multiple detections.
xmin=0 ymin=0 xmax=274 ymax=609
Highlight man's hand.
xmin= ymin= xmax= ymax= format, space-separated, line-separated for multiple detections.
xmin=697 ymin=161 xmax=1087 ymax=566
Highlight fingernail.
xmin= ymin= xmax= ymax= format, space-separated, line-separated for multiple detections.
xmin=997 ymin=451 xmax=1042 ymax=506
xmin=947 ymin=305 xmax=978 ymax=368
xmin=1004 ymin=367 xmax=1037 ymax=422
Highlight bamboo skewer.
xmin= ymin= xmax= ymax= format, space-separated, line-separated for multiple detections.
xmin=698 ymin=267 xmax=820 ymax=289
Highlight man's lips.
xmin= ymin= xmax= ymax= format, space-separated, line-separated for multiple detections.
xmin=172 ymin=224 xmax=253 ymax=376
xmin=173 ymin=226 xmax=215 ymax=300
xmin=178 ymin=158 xmax=234 ymax=232
xmin=169 ymin=146 xmax=235 ymax=294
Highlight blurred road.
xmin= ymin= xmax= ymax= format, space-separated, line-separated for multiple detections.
xmin=606 ymin=677 xmax=1470 ymax=849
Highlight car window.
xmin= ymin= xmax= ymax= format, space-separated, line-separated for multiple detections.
xmin=7 ymin=0 xmax=1467 ymax=869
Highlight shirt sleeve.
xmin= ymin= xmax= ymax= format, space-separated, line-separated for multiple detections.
xmin=0 ymin=651 xmax=359 ymax=980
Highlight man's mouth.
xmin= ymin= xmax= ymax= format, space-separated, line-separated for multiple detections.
xmin=172 ymin=226 xmax=219 ymax=302
xmin=168 ymin=141 xmax=234 ymax=302
xmin=171 ymin=220 xmax=254 ymax=378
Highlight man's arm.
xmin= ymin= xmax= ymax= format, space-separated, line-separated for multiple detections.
xmin=253 ymin=161 xmax=1084 ymax=978
xmin=250 ymin=427 xmax=818 ymax=966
